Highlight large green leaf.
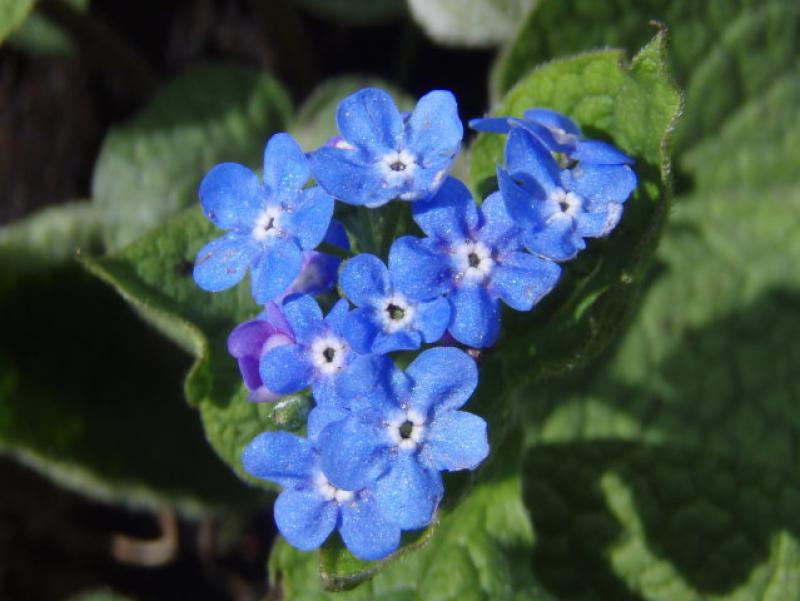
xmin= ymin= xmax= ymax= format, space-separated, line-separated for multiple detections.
xmin=0 ymin=201 xmax=101 ymax=272
xmin=516 ymin=78 xmax=800 ymax=597
xmin=0 ymin=0 xmax=35 ymax=43
xmin=470 ymin=32 xmax=682 ymax=381
xmin=92 ymin=65 xmax=291 ymax=251
xmin=408 ymin=0 xmax=536 ymax=47
xmin=271 ymin=434 xmax=555 ymax=600
xmin=490 ymin=0 xmax=800 ymax=162
xmin=0 ymin=263 xmax=263 ymax=514
xmin=82 ymin=208 xmax=280 ymax=489
xmin=8 ymin=0 xmax=87 ymax=55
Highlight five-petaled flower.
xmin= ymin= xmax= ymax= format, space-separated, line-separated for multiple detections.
xmin=193 ymin=133 xmax=334 ymax=304
xmin=497 ymin=127 xmax=637 ymax=262
xmin=308 ymin=88 xmax=463 ymax=207
xmin=260 ymin=294 xmax=355 ymax=406
xmin=310 ymin=348 xmax=488 ymax=531
xmin=389 ymin=177 xmax=561 ymax=348
xmin=339 ymin=253 xmax=451 ymax=354
xmin=242 ymin=430 xmax=401 ymax=560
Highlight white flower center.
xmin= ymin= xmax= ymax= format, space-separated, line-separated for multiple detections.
xmin=550 ymin=126 xmax=578 ymax=146
xmin=549 ymin=188 xmax=582 ymax=218
xmin=387 ymin=409 xmax=426 ymax=451
xmin=252 ymin=207 xmax=284 ymax=241
xmin=453 ymin=240 xmax=494 ymax=283
xmin=309 ymin=335 xmax=348 ymax=376
xmin=314 ymin=472 xmax=355 ymax=504
xmin=379 ymin=149 xmax=418 ymax=185
xmin=375 ymin=293 xmax=415 ymax=334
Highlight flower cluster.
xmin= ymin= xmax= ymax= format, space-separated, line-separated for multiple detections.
xmin=193 ymin=88 xmax=636 ymax=560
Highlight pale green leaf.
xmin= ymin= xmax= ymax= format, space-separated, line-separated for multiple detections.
xmin=92 ymin=65 xmax=291 ymax=251
xmin=408 ymin=0 xmax=536 ymax=47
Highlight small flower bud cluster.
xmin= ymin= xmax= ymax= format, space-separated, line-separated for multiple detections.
xmin=192 ymin=88 xmax=637 ymax=560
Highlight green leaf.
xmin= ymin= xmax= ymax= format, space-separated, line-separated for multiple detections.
xmin=0 ymin=0 xmax=35 ymax=43
xmin=92 ymin=65 xmax=291 ymax=252
xmin=408 ymin=0 xmax=536 ymax=47
xmin=291 ymin=0 xmax=405 ymax=25
xmin=65 ymin=588 xmax=137 ymax=601
xmin=470 ymin=32 xmax=682 ymax=380
xmin=490 ymin=0 xmax=800 ymax=160
xmin=0 ymin=202 xmax=101 ymax=272
xmin=82 ymin=208 xmax=281 ymax=489
xmin=291 ymin=77 xmax=414 ymax=151
xmin=271 ymin=434 xmax=556 ymax=600
xmin=516 ymin=90 xmax=800 ymax=597
xmin=0 ymin=263 xmax=264 ymax=515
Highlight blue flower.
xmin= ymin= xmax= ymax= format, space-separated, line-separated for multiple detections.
xmin=339 ymin=253 xmax=451 ymax=354
xmin=308 ymin=88 xmax=463 ymax=207
xmin=260 ymin=294 xmax=355 ymax=405
xmin=497 ymin=127 xmax=637 ymax=262
xmin=242 ymin=430 xmax=401 ymax=560
xmin=228 ymin=302 xmax=294 ymax=403
xmin=470 ymin=107 xmax=634 ymax=166
xmin=311 ymin=348 xmax=488 ymax=531
xmin=193 ymin=133 xmax=335 ymax=304
xmin=388 ymin=177 xmax=561 ymax=348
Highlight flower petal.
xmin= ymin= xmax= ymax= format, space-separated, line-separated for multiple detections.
xmin=375 ymin=454 xmax=443 ymax=530
xmin=478 ymin=191 xmax=521 ymax=252
xmin=389 ymin=236 xmax=451 ymax=301
xmin=493 ymin=252 xmax=561 ymax=311
xmin=407 ymin=347 xmax=478 ymax=415
xmin=335 ymin=354 xmax=398 ymax=412
xmin=262 ymin=133 xmax=311 ymax=197
xmin=576 ymin=203 xmax=624 ymax=238
xmin=308 ymin=147 xmax=394 ymax=207
xmin=260 ymin=343 xmax=314 ymax=394
xmin=523 ymin=213 xmax=584 ymax=262
xmin=324 ymin=298 xmax=351 ymax=333
xmin=573 ymin=140 xmax=634 ymax=165
xmin=339 ymin=490 xmax=401 ymax=561
xmin=250 ymin=238 xmax=304 ymax=304
xmin=193 ymin=232 xmax=258 ymax=293
xmin=227 ymin=320 xmax=273 ymax=358
xmin=424 ymin=411 xmax=489 ymax=471
xmin=318 ymin=416 xmax=391 ymax=491
xmin=405 ymin=90 xmax=462 ymax=166
xmin=238 ymin=356 xmax=262 ymax=390
xmin=285 ymin=186 xmax=335 ymax=250
xmin=413 ymin=297 xmax=451 ymax=344
xmin=242 ymin=431 xmax=315 ymax=487
xmin=342 ymin=307 xmax=380 ymax=354
xmin=496 ymin=167 xmax=542 ymax=227
xmin=282 ymin=294 xmax=323 ymax=343
xmin=274 ymin=488 xmax=338 ymax=551
xmin=448 ymin=285 xmax=500 ymax=348
xmin=411 ymin=177 xmax=478 ymax=241
xmin=506 ymin=128 xmax=560 ymax=194
xmin=522 ymin=108 xmax=581 ymax=137
xmin=306 ymin=405 xmax=350 ymax=442
xmin=566 ymin=164 xmax=637 ymax=206
xmin=468 ymin=116 xmax=512 ymax=134
xmin=199 ymin=163 xmax=263 ymax=229
xmin=371 ymin=330 xmax=421 ymax=354
xmin=337 ymin=88 xmax=403 ymax=155
xmin=340 ymin=254 xmax=391 ymax=307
